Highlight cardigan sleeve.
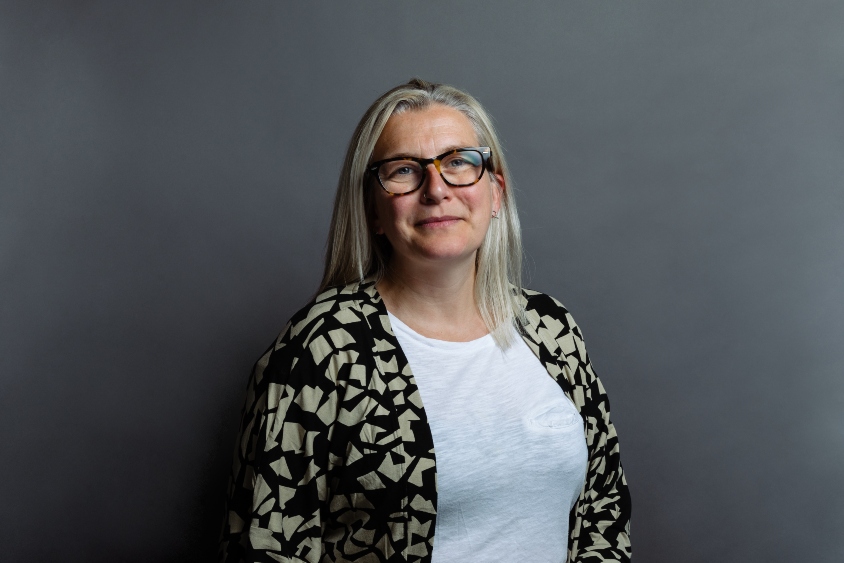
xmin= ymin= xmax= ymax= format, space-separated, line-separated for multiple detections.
xmin=219 ymin=323 xmax=337 ymax=563
xmin=565 ymin=320 xmax=632 ymax=563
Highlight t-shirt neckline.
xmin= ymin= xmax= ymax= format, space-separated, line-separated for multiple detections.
xmin=386 ymin=311 xmax=495 ymax=352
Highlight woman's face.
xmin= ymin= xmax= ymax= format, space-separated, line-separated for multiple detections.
xmin=370 ymin=104 xmax=503 ymax=272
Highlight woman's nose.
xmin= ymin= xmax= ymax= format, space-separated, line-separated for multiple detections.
xmin=419 ymin=163 xmax=449 ymax=202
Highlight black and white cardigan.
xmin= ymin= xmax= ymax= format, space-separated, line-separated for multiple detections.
xmin=220 ymin=280 xmax=631 ymax=562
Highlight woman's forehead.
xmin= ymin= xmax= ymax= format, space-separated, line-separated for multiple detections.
xmin=373 ymin=105 xmax=479 ymax=160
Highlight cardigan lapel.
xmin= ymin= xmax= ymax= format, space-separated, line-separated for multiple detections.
xmin=356 ymin=280 xmax=438 ymax=562
xmin=516 ymin=289 xmax=578 ymax=403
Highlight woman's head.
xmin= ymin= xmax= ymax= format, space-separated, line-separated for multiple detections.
xmin=369 ymin=103 xmax=503 ymax=279
xmin=321 ymin=79 xmax=524 ymax=344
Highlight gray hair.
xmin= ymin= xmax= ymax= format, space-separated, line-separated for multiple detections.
xmin=319 ymin=78 xmax=524 ymax=347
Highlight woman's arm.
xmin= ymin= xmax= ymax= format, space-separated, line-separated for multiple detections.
xmin=564 ymin=321 xmax=632 ymax=563
xmin=220 ymin=324 xmax=335 ymax=563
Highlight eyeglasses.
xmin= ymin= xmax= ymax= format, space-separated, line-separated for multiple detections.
xmin=367 ymin=146 xmax=492 ymax=196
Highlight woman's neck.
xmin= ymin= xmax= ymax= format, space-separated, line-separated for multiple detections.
xmin=376 ymin=256 xmax=489 ymax=342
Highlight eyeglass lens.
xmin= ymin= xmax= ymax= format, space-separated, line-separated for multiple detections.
xmin=378 ymin=150 xmax=484 ymax=194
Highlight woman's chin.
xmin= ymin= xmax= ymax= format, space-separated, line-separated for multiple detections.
xmin=413 ymin=244 xmax=479 ymax=265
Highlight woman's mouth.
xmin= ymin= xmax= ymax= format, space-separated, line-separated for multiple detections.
xmin=417 ymin=215 xmax=461 ymax=227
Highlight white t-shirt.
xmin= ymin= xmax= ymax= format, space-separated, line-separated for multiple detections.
xmin=388 ymin=313 xmax=588 ymax=563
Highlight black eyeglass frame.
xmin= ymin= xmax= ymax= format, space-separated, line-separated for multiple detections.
xmin=367 ymin=146 xmax=492 ymax=196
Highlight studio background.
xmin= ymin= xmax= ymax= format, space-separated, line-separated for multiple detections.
xmin=2 ymin=1 xmax=842 ymax=561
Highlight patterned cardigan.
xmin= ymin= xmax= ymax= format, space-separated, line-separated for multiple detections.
xmin=220 ymin=280 xmax=631 ymax=562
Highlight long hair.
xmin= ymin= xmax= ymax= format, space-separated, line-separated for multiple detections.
xmin=319 ymin=78 xmax=524 ymax=347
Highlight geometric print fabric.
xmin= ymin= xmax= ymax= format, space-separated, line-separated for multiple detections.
xmin=220 ymin=280 xmax=631 ymax=562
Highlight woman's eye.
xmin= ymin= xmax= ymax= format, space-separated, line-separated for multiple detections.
xmin=383 ymin=162 xmax=419 ymax=180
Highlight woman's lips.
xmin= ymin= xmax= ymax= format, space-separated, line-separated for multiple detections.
xmin=416 ymin=215 xmax=461 ymax=226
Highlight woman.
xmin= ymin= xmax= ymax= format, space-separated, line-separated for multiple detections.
xmin=220 ymin=79 xmax=631 ymax=563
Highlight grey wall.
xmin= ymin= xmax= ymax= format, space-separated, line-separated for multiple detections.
xmin=2 ymin=1 xmax=842 ymax=561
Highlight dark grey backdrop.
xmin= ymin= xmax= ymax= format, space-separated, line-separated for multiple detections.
xmin=2 ymin=1 xmax=842 ymax=561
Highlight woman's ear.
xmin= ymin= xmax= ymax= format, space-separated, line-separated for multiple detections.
xmin=491 ymin=173 xmax=505 ymax=211
xmin=493 ymin=173 xmax=506 ymax=192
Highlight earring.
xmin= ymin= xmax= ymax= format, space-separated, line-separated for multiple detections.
xmin=491 ymin=210 xmax=499 ymax=219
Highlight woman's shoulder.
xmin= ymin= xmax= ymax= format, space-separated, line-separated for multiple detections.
xmin=518 ymin=286 xmax=577 ymax=325
xmin=246 ymin=281 xmax=377 ymax=396
xmin=272 ymin=280 xmax=376 ymax=354
xmin=519 ymin=286 xmax=568 ymax=313
xmin=516 ymin=286 xmax=590 ymax=350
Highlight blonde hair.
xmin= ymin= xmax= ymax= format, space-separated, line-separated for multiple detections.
xmin=320 ymin=78 xmax=524 ymax=347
